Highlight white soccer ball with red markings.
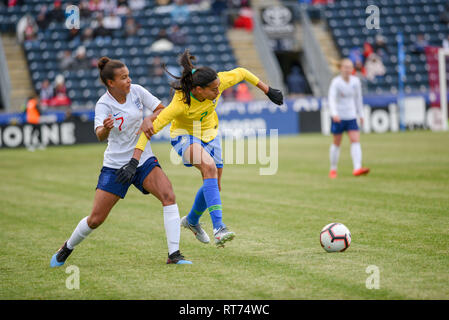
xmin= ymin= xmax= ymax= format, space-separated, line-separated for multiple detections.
xmin=320 ymin=223 xmax=351 ymax=252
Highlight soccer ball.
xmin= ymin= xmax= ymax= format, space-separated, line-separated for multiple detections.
xmin=320 ymin=223 xmax=351 ymax=252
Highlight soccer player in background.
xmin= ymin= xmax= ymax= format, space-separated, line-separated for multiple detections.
xmin=328 ymin=58 xmax=370 ymax=179
xmin=117 ymin=49 xmax=283 ymax=247
xmin=50 ymin=57 xmax=192 ymax=267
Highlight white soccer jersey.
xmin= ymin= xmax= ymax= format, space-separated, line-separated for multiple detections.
xmin=328 ymin=75 xmax=364 ymax=120
xmin=94 ymin=84 xmax=161 ymax=169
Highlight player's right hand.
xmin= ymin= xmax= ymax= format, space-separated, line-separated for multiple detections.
xmin=136 ymin=116 xmax=155 ymax=139
xmin=332 ymin=115 xmax=341 ymax=123
xmin=103 ymin=114 xmax=115 ymax=130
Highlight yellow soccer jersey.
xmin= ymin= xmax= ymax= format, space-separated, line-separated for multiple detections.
xmin=136 ymin=68 xmax=260 ymax=150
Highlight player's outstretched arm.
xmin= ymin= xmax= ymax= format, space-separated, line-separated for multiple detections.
xmin=256 ymin=80 xmax=284 ymax=105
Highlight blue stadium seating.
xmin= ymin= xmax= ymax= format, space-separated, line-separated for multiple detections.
xmin=0 ymin=0 xmax=238 ymax=108
xmin=324 ymin=0 xmax=447 ymax=94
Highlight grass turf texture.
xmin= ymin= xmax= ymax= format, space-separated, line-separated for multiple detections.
xmin=0 ymin=131 xmax=448 ymax=299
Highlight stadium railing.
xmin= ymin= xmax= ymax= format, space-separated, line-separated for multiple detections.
xmin=0 ymin=36 xmax=11 ymax=111
xmin=297 ymin=4 xmax=333 ymax=97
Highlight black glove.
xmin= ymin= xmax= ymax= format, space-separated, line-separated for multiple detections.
xmin=266 ymin=87 xmax=284 ymax=105
xmin=115 ymin=158 xmax=139 ymax=184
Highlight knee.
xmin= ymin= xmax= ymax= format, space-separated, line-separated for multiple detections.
xmin=201 ymin=162 xmax=217 ymax=178
xmin=160 ymin=189 xmax=176 ymax=206
xmin=87 ymin=214 xmax=104 ymax=229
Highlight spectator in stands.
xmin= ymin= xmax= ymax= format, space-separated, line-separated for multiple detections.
xmin=149 ymin=56 xmax=165 ymax=77
xmin=233 ymin=6 xmax=253 ymax=31
xmin=103 ymin=11 xmax=122 ymax=30
xmin=79 ymin=0 xmax=92 ymax=18
xmin=74 ymin=46 xmax=91 ymax=69
xmin=212 ymin=0 xmax=228 ymax=16
xmin=150 ymin=29 xmax=174 ymax=52
xmin=47 ymin=0 xmax=65 ymax=23
xmin=103 ymin=0 xmax=118 ymax=16
xmin=411 ymin=33 xmax=429 ymax=55
xmin=92 ymin=15 xmax=113 ymax=41
xmin=59 ymin=49 xmax=75 ymax=70
xmin=156 ymin=0 xmax=170 ymax=5
xmin=440 ymin=2 xmax=449 ymax=25
xmin=51 ymin=74 xmax=71 ymax=108
xmin=40 ymin=79 xmax=54 ymax=107
xmin=23 ymin=15 xmax=38 ymax=42
xmin=16 ymin=14 xmax=37 ymax=43
xmin=287 ymin=66 xmax=306 ymax=96
xmin=235 ymin=83 xmax=253 ymax=102
xmin=36 ymin=6 xmax=49 ymax=30
xmin=123 ymin=16 xmax=139 ymax=37
xmin=67 ymin=27 xmax=82 ymax=46
xmin=349 ymin=47 xmax=363 ymax=66
xmin=364 ymin=53 xmax=386 ymax=81
xmin=82 ymin=27 xmax=95 ymax=42
xmin=116 ymin=0 xmax=130 ymax=16
xmin=6 ymin=0 xmax=24 ymax=7
xmin=352 ymin=60 xmax=366 ymax=79
xmin=170 ymin=0 xmax=190 ymax=24
xmin=362 ymin=41 xmax=374 ymax=63
xmin=117 ymin=0 xmax=129 ymax=7
xmin=442 ymin=34 xmax=449 ymax=49
xmin=372 ymin=34 xmax=389 ymax=59
xmin=221 ymin=86 xmax=235 ymax=100
xmin=167 ymin=24 xmax=187 ymax=45
xmin=129 ymin=0 xmax=146 ymax=11
xmin=88 ymin=0 xmax=104 ymax=12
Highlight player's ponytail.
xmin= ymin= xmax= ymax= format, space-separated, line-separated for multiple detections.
xmin=98 ymin=56 xmax=125 ymax=87
xmin=165 ymin=49 xmax=217 ymax=106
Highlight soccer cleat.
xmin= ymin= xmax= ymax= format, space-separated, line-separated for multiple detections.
xmin=353 ymin=167 xmax=370 ymax=176
xmin=329 ymin=170 xmax=337 ymax=179
xmin=214 ymin=226 xmax=235 ymax=248
xmin=166 ymin=250 xmax=192 ymax=265
xmin=180 ymin=216 xmax=210 ymax=243
xmin=50 ymin=241 xmax=73 ymax=268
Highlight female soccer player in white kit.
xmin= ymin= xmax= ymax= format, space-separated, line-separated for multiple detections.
xmin=328 ymin=58 xmax=370 ymax=178
xmin=50 ymin=57 xmax=192 ymax=266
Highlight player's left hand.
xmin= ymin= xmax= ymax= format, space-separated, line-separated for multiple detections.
xmin=266 ymin=87 xmax=284 ymax=105
xmin=359 ymin=117 xmax=364 ymax=126
xmin=115 ymin=158 xmax=139 ymax=184
xmin=137 ymin=116 xmax=155 ymax=139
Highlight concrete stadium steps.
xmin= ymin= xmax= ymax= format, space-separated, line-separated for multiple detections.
xmin=312 ymin=21 xmax=341 ymax=76
xmin=1 ymin=33 xmax=35 ymax=111
xmin=226 ymin=28 xmax=268 ymax=100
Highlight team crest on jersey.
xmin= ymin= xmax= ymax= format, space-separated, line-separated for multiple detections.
xmin=134 ymin=98 xmax=143 ymax=110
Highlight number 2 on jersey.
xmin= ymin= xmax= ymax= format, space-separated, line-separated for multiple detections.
xmin=200 ymin=111 xmax=208 ymax=122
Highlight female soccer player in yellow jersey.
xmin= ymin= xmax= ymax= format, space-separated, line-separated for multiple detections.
xmin=116 ymin=50 xmax=283 ymax=247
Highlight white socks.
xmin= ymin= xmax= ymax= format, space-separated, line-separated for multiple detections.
xmin=163 ymin=204 xmax=181 ymax=255
xmin=65 ymin=206 xmax=181 ymax=255
xmin=351 ymin=142 xmax=362 ymax=170
xmin=330 ymin=143 xmax=362 ymax=171
xmin=329 ymin=144 xmax=340 ymax=170
xmin=67 ymin=216 xmax=93 ymax=250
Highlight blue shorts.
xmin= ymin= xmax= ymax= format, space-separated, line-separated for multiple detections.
xmin=170 ymin=134 xmax=223 ymax=168
xmin=331 ymin=119 xmax=359 ymax=134
xmin=96 ymin=156 xmax=161 ymax=199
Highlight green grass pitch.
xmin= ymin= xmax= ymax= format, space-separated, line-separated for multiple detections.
xmin=0 ymin=131 xmax=448 ymax=299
